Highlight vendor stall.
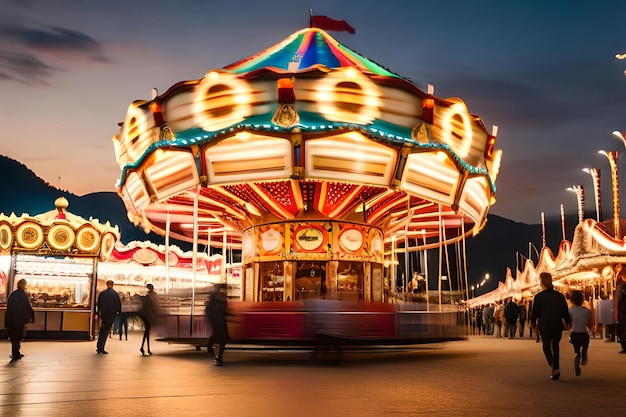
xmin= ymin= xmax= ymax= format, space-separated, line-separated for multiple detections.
xmin=0 ymin=197 xmax=119 ymax=340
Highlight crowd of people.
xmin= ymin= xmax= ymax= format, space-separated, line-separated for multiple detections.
xmin=467 ymin=271 xmax=626 ymax=380
xmin=7 ymin=271 xmax=626 ymax=376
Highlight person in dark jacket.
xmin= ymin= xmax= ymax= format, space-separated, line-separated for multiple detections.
xmin=483 ymin=304 xmax=495 ymax=335
xmin=5 ymin=279 xmax=35 ymax=360
xmin=206 ymin=284 xmax=229 ymax=366
xmin=531 ymin=272 xmax=570 ymax=380
xmin=504 ymin=298 xmax=520 ymax=339
xmin=139 ymin=283 xmax=159 ymax=356
xmin=96 ymin=280 xmax=121 ymax=354
xmin=518 ymin=299 xmax=528 ymax=338
xmin=615 ymin=276 xmax=626 ymax=353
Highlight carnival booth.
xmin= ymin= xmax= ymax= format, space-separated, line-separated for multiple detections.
xmin=0 ymin=197 xmax=119 ymax=340
xmin=469 ymin=219 xmax=626 ymax=310
xmin=100 ymin=240 xmax=241 ymax=302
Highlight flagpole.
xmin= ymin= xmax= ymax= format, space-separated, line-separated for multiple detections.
xmin=309 ymin=9 xmax=313 ymax=27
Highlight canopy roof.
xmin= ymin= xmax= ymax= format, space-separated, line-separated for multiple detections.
xmin=0 ymin=197 xmax=120 ymax=260
xmin=112 ymin=28 xmax=501 ymax=251
xmin=224 ymin=27 xmax=401 ymax=78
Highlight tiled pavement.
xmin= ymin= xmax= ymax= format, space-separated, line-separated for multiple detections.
xmin=0 ymin=332 xmax=623 ymax=416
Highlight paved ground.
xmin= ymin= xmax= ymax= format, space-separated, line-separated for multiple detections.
xmin=0 ymin=332 xmax=624 ymax=417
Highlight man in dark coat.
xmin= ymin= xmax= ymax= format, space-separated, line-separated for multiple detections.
xmin=518 ymin=299 xmax=528 ymax=338
xmin=5 ymin=279 xmax=35 ymax=360
xmin=504 ymin=298 xmax=520 ymax=339
xmin=206 ymin=284 xmax=229 ymax=366
xmin=531 ymin=272 xmax=570 ymax=380
xmin=483 ymin=304 xmax=495 ymax=335
xmin=96 ymin=280 xmax=121 ymax=354
xmin=615 ymin=276 xmax=626 ymax=353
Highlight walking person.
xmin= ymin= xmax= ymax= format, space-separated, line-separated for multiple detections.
xmin=5 ymin=279 xmax=35 ymax=360
xmin=531 ymin=272 xmax=570 ymax=380
xmin=139 ymin=283 xmax=159 ymax=356
xmin=483 ymin=304 xmax=494 ymax=335
xmin=206 ymin=284 xmax=229 ymax=366
xmin=494 ymin=302 xmax=504 ymax=338
xmin=475 ymin=307 xmax=483 ymax=335
xmin=569 ymin=290 xmax=592 ymax=376
xmin=518 ymin=299 xmax=527 ymax=338
xmin=96 ymin=280 xmax=121 ymax=354
xmin=615 ymin=276 xmax=626 ymax=353
xmin=504 ymin=298 xmax=519 ymax=339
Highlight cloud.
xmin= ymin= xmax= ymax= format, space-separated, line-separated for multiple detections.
xmin=0 ymin=50 xmax=58 ymax=84
xmin=0 ymin=14 xmax=110 ymax=83
xmin=416 ymin=51 xmax=625 ymax=133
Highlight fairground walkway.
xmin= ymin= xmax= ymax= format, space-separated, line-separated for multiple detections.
xmin=0 ymin=332 xmax=623 ymax=416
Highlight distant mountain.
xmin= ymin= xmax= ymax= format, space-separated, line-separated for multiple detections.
xmin=0 ymin=155 xmax=166 ymax=245
xmin=0 ymin=154 xmax=578 ymax=291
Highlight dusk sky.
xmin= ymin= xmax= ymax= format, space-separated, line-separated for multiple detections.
xmin=1 ymin=0 xmax=625 ymax=225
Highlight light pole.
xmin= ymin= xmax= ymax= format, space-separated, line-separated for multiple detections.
xmin=582 ymin=168 xmax=602 ymax=222
xmin=599 ymin=149 xmax=620 ymax=239
xmin=528 ymin=242 xmax=540 ymax=263
xmin=567 ymin=185 xmax=585 ymax=224
xmin=471 ymin=285 xmax=475 ymax=298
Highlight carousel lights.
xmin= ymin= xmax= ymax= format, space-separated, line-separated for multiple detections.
xmin=440 ymin=101 xmax=472 ymax=158
xmin=436 ymin=151 xmax=449 ymax=162
xmin=485 ymin=125 xmax=498 ymax=158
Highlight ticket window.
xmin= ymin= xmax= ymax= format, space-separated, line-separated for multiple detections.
xmin=259 ymin=262 xmax=284 ymax=302
xmin=295 ymin=261 xmax=326 ymax=301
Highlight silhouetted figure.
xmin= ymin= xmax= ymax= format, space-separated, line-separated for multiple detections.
xmin=96 ymin=280 xmax=121 ymax=354
xmin=616 ymin=277 xmax=626 ymax=353
xmin=569 ymin=290 xmax=592 ymax=376
xmin=5 ymin=279 xmax=35 ymax=360
xmin=206 ymin=284 xmax=229 ymax=366
xmin=140 ymin=283 xmax=159 ymax=356
xmin=531 ymin=272 xmax=570 ymax=380
xmin=504 ymin=298 xmax=519 ymax=339
xmin=518 ymin=300 xmax=527 ymax=337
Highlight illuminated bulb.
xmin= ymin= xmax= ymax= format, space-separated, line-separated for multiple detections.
xmin=436 ymin=151 xmax=448 ymax=161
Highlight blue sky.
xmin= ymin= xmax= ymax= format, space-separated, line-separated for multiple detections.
xmin=1 ymin=0 xmax=625 ymax=224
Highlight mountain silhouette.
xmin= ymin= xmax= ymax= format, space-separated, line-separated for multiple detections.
xmin=0 ymin=154 xmax=580 ymax=292
xmin=0 ymin=155 xmax=166 ymax=246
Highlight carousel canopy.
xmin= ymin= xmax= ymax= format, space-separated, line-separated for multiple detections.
xmin=112 ymin=27 xmax=502 ymax=251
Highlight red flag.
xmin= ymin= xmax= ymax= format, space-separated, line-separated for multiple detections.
xmin=310 ymin=15 xmax=355 ymax=34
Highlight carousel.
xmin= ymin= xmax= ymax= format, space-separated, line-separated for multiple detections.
xmin=0 ymin=197 xmax=119 ymax=340
xmin=111 ymin=25 xmax=502 ymax=344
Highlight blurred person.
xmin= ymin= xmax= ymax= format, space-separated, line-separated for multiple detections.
xmin=139 ymin=283 xmax=159 ymax=356
xmin=569 ymin=290 xmax=592 ymax=376
xmin=483 ymin=303 xmax=494 ymax=335
xmin=5 ymin=279 xmax=35 ymax=360
xmin=206 ymin=284 xmax=229 ymax=366
xmin=615 ymin=276 xmax=626 ymax=353
xmin=469 ymin=308 xmax=477 ymax=334
xmin=518 ymin=299 xmax=527 ymax=337
xmin=504 ymin=298 xmax=519 ymax=339
xmin=494 ymin=302 xmax=504 ymax=338
xmin=475 ymin=307 xmax=483 ymax=335
xmin=96 ymin=280 xmax=121 ymax=354
xmin=531 ymin=272 xmax=570 ymax=380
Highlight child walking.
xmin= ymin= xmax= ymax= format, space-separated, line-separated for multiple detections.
xmin=568 ymin=290 xmax=592 ymax=376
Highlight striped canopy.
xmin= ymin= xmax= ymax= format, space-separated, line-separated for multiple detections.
xmin=224 ymin=27 xmax=401 ymax=78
